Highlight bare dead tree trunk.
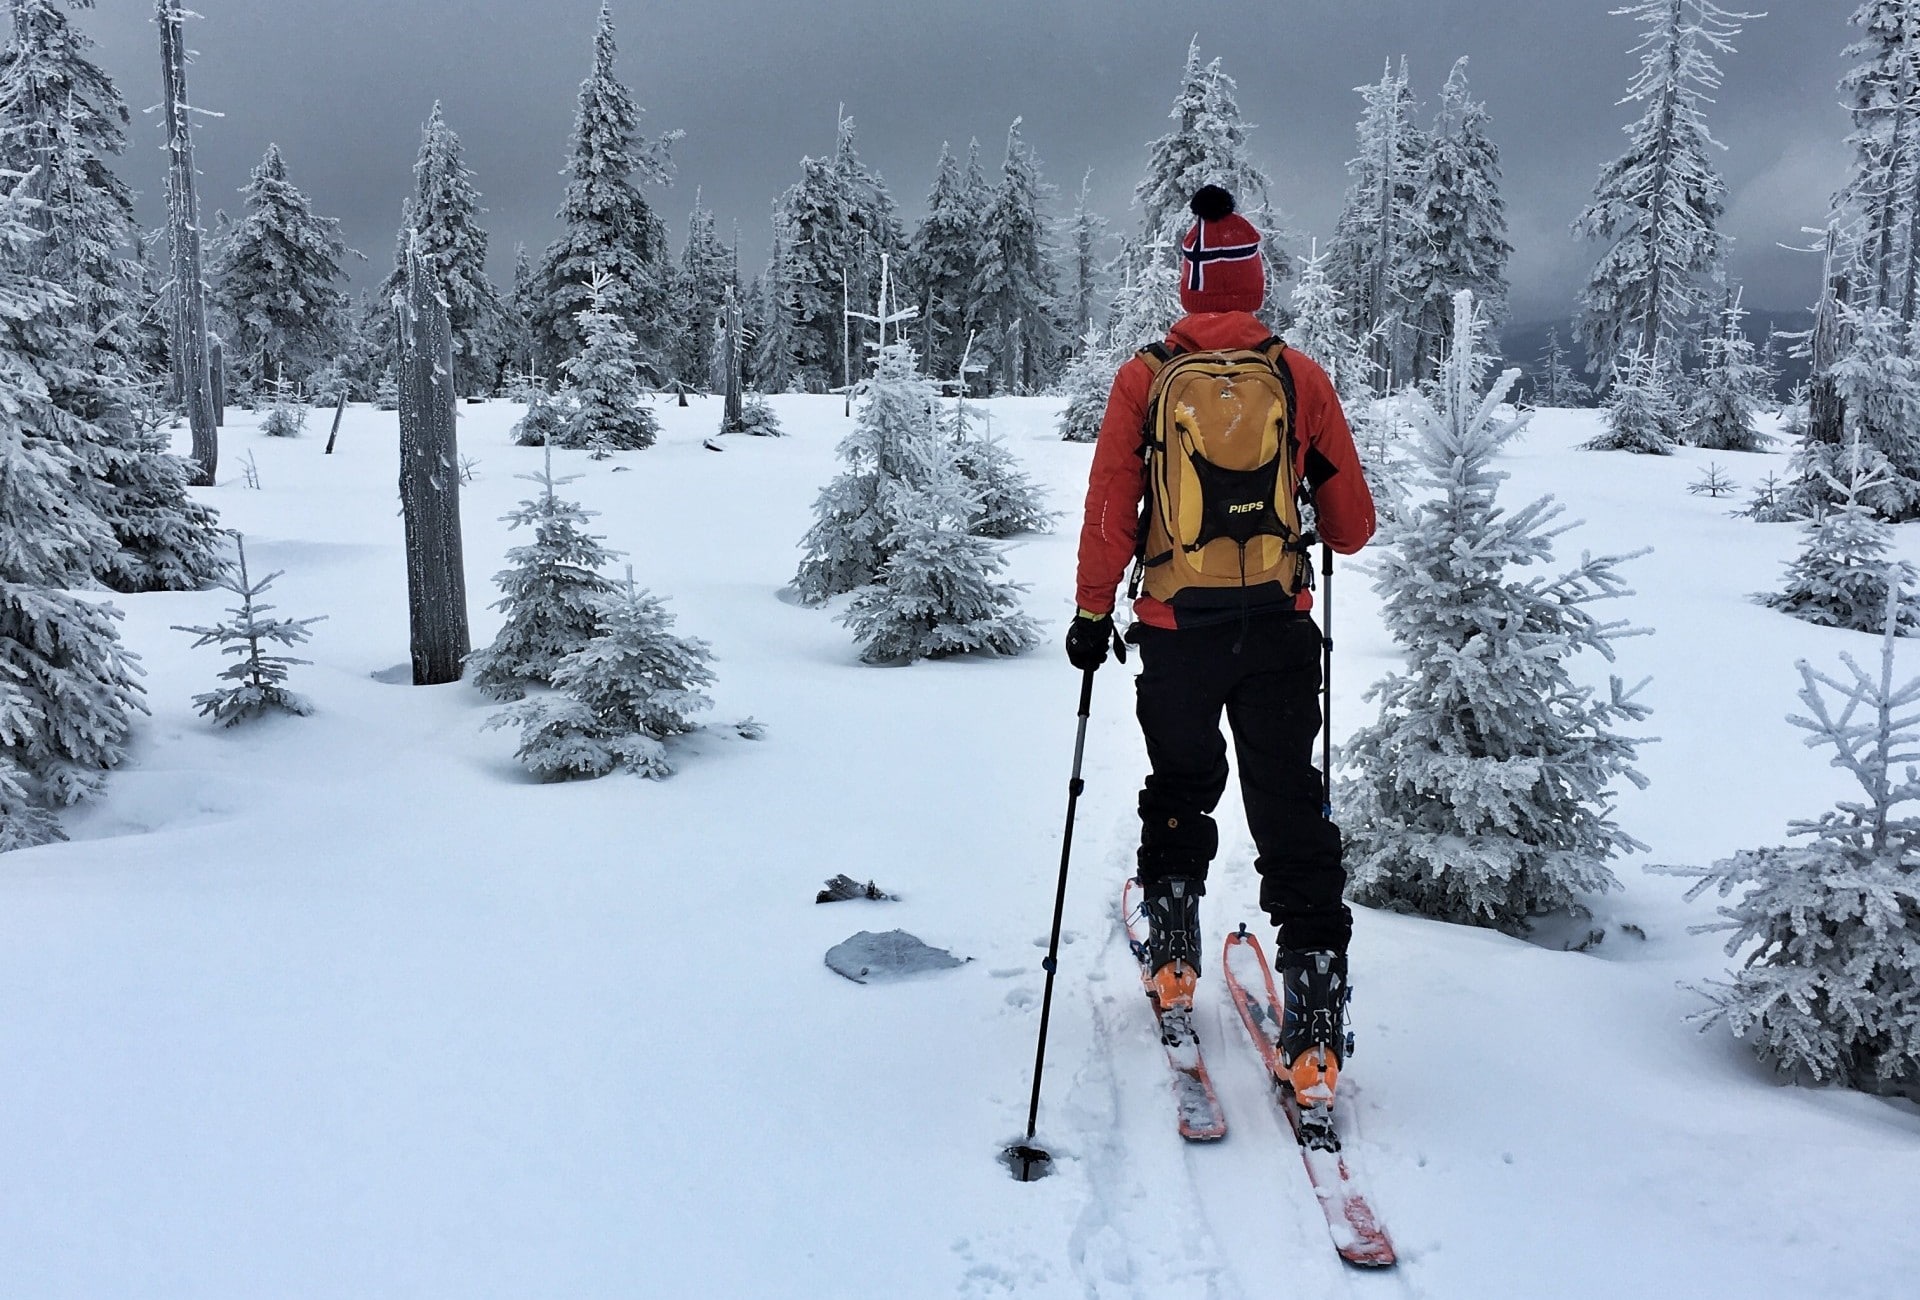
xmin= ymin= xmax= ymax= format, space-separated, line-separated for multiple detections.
xmin=158 ymin=1 xmax=217 ymax=485
xmin=209 ymin=334 xmax=225 ymax=426
xmin=721 ymin=284 xmax=744 ymax=432
xmin=398 ymin=236 xmax=470 ymax=686
xmin=1810 ymin=228 xmax=1847 ymax=448
xmin=324 ymin=388 xmax=347 ymax=454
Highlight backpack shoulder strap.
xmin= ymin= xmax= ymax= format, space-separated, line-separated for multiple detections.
xmin=1135 ymin=341 xmax=1184 ymax=380
xmin=1256 ymin=335 xmax=1299 ymax=418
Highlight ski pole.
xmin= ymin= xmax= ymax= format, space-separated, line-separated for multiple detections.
xmin=1321 ymin=542 xmax=1334 ymax=817
xmin=1005 ymin=665 xmax=1096 ymax=1182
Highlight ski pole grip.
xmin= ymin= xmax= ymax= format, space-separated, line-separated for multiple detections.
xmin=1076 ymin=667 xmax=1095 ymax=718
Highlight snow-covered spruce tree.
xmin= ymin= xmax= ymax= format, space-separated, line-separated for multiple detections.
xmin=1586 ymin=347 xmax=1679 ymax=453
xmin=467 ymin=445 xmax=620 ymax=701
xmin=489 ymin=566 xmax=713 ymax=782
xmin=171 ymin=533 xmax=322 ymax=726
xmin=748 ymin=216 xmax=801 ymax=394
xmin=510 ymin=381 xmax=572 ymax=447
xmin=1832 ymin=303 xmax=1920 ymax=515
xmin=1777 ymin=302 xmax=1920 ymax=523
xmin=1762 ymin=437 xmax=1920 ymax=635
xmin=1531 ymin=329 xmax=1595 ymax=407
xmin=1129 ymin=40 xmax=1292 ymax=310
xmin=1407 ymin=57 xmax=1512 ymax=382
xmin=1339 ymin=291 xmax=1652 ymax=932
xmin=973 ymin=119 xmax=1062 ymax=394
xmin=793 ymin=341 xmax=941 ymax=603
xmin=374 ymin=105 xmax=503 ymax=396
xmin=0 ymin=188 xmax=144 ymax=847
xmin=1663 ymin=583 xmax=1920 ymax=1098
xmin=1687 ymin=294 xmax=1774 ymax=451
xmin=843 ymin=440 xmax=1040 ymax=665
xmin=669 ymin=192 xmax=734 ymax=392
xmin=1834 ymin=1 xmax=1920 ymax=313
xmin=0 ymin=0 xmax=138 ymax=356
xmin=1574 ymin=0 xmax=1760 ymax=385
xmin=1056 ymin=229 xmax=1189 ymax=445
xmin=210 ymin=143 xmax=349 ymax=393
xmin=950 ymin=401 xmax=1049 ymax=538
xmin=1285 ymin=240 xmax=1369 ymax=401
xmin=1064 ymin=170 xmax=1108 ymax=341
xmin=1055 ymin=320 xmax=1112 ymax=444
xmin=903 ymin=142 xmax=987 ymax=384
xmin=561 ymin=271 xmax=656 ymax=451
xmin=770 ymin=113 xmax=905 ymax=392
xmin=0 ymin=673 xmax=61 ymax=852
xmin=1286 ymin=243 xmax=1405 ymax=515
xmin=505 ymin=243 xmax=537 ymax=379
xmin=532 ymin=2 xmax=679 ymax=377
xmin=1328 ymin=58 xmax=1429 ymax=387
xmin=1 ymin=0 xmax=222 ymax=594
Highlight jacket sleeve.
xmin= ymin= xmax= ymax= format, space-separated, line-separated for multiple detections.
xmin=1290 ymin=353 xmax=1376 ymax=556
xmin=1074 ymin=360 xmax=1151 ymax=615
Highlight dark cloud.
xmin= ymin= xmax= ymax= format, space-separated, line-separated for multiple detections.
xmin=83 ymin=1 xmax=1848 ymax=324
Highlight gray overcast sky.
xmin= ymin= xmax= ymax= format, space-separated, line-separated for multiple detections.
xmin=81 ymin=1 xmax=1849 ymax=324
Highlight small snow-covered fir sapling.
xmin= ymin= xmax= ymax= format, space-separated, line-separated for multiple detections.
xmin=1056 ymin=320 xmax=1110 ymax=444
xmin=171 ymin=534 xmax=325 ymax=727
xmin=729 ymin=395 xmax=783 ymax=437
xmin=561 ymin=271 xmax=658 ymax=451
xmin=1760 ymin=437 xmax=1920 ymax=636
xmin=1687 ymin=462 xmax=1737 ymax=498
xmin=841 ymin=441 xmax=1040 ymax=665
xmin=509 ymin=374 xmax=573 ymax=448
xmin=489 ymin=567 xmax=715 ymax=781
xmin=260 ymin=375 xmax=309 ymax=438
xmin=1659 ymin=584 xmax=1920 ymax=1099
xmin=375 ymin=367 xmax=399 ymax=411
xmin=466 ymin=444 xmax=620 ymax=700
xmin=1737 ymin=471 xmax=1787 ymax=521
xmin=1338 ymin=291 xmax=1653 ymax=933
xmin=950 ymin=396 xmax=1050 ymax=538
xmin=0 ymin=674 xmax=63 ymax=853
xmin=1585 ymin=347 xmax=1677 ymax=454
xmin=1686 ymin=295 xmax=1773 ymax=452
xmin=794 ymin=341 xmax=942 ymax=603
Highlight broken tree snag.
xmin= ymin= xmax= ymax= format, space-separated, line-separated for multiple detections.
xmin=158 ymin=1 xmax=218 ymax=484
xmin=397 ymin=235 xmax=471 ymax=686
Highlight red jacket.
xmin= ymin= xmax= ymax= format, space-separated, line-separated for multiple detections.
xmin=1075 ymin=312 xmax=1376 ymax=628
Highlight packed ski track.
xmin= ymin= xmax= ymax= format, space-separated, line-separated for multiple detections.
xmin=3 ymin=394 xmax=1920 ymax=1297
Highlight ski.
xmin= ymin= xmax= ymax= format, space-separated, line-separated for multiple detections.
xmin=1221 ymin=925 xmax=1397 ymax=1270
xmin=1121 ymin=877 xmax=1228 ymax=1142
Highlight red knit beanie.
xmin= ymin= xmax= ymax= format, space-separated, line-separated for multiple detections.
xmin=1179 ymin=185 xmax=1264 ymax=314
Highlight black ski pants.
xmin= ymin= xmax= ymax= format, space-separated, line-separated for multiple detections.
xmin=1130 ymin=610 xmax=1352 ymax=954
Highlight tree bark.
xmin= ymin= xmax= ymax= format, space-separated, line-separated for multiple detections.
xmin=721 ymin=285 xmax=744 ymax=431
xmin=158 ymin=2 xmax=217 ymax=485
xmin=209 ymin=335 xmax=225 ymax=426
xmin=1810 ymin=224 xmax=1847 ymax=448
xmin=398 ymin=238 xmax=470 ymax=685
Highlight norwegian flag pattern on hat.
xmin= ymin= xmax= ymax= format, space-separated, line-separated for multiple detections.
xmin=1179 ymin=185 xmax=1265 ymax=314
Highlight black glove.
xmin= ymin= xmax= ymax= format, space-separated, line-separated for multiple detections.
xmin=1065 ymin=611 xmax=1115 ymax=672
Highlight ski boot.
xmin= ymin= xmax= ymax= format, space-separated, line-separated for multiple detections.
xmin=1138 ymin=876 xmax=1203 ymax=1013
xmin=1278 ymin=948 xmax=1352 ymax=1149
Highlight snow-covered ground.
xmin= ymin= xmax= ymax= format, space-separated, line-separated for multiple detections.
xmin=3 ymin=394 xmax=1918 ymax=1298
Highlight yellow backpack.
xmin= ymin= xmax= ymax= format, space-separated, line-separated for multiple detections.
xmin=1131 ymin=337 xmax=1312 ymax=609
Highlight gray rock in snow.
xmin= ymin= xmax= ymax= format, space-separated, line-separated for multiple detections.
xmin=825 ymin=930 xmax=966 ymax=984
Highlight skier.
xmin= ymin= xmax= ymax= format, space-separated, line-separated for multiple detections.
xmin=1067 ymin=186 xmax=1376 ymax=1108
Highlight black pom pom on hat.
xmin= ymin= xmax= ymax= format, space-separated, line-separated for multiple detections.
xmin=1190 ymin=185 xmax=1236 ymax=221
